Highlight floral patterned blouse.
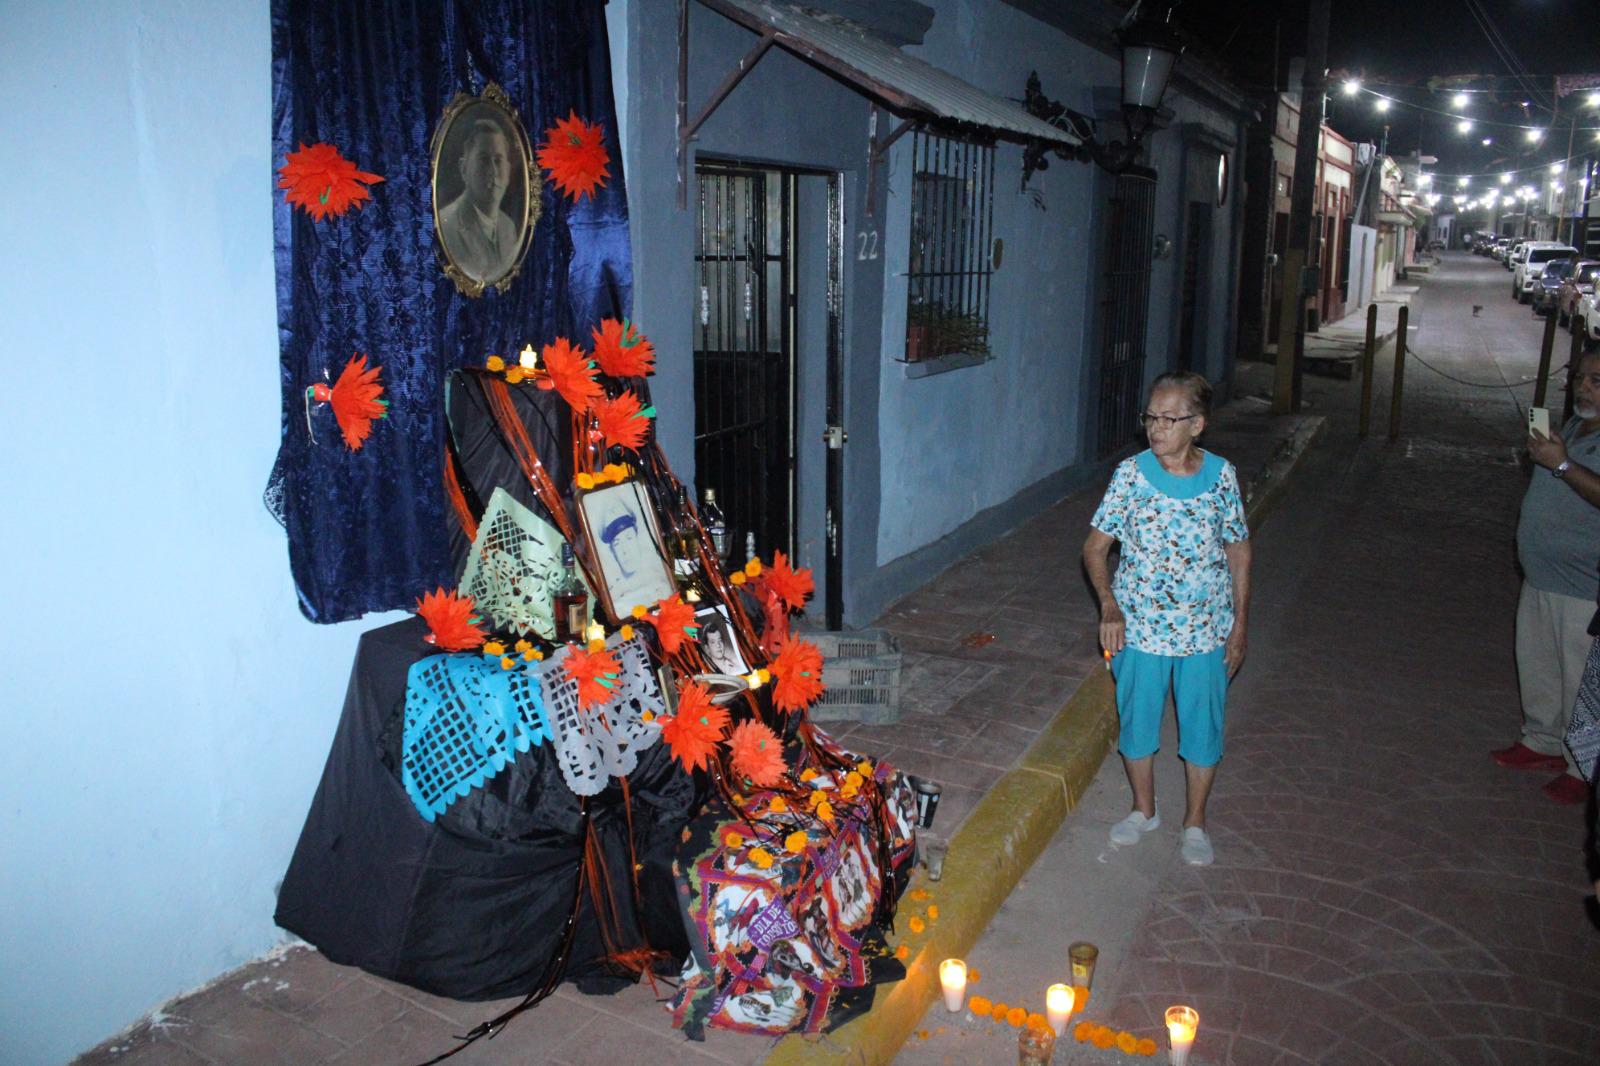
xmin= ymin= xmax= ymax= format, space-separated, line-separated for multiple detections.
xmin=1090 ymin=449 xmax=1249 ymax=656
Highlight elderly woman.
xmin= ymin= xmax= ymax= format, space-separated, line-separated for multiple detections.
xmin=1082 ymin=372 xmax=1251 ymax=866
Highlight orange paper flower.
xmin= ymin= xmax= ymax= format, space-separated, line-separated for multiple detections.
xmin=535 ymin=337 xmax=602 ymax=412
xmin=659 ymin=680 xmax=729 ymax=772
xmin=761 ymin=551 xmax=815 ymax=612
xmin=277 ymin=142 xmax=383 ymax=220
xmin=727 ymin=719 xmax=786 ymax=787
xmin=591 ymin=318 xmax=656 ymax=378
xmin=563 ymin=643 xmax=621 ymax=709
xmin=537 ymin=111 xmax=610 ymax=202
xmin=769 ymin=638 xmax=826 ymax=713
xmin=969 ymin=995 xmax=993 ymax=1016
xmin=414 ymin=588 xmax=486 ymax=651
xmin=593 ymin=389 xmax=655 ymax=452
xmin=309 ymin=353 xmax=388 ymax=450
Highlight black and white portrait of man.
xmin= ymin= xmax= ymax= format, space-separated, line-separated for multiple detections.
xmin=430 ymin=85 xmax=538 ymax=296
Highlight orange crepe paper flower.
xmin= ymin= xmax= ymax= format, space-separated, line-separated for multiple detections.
xmin=1005 ymin=1007 xmax=1027 ymax=1028
xmin=727 ymin=719 xmax=786 ymax=787
xmin=770 ymin=638 xmax=826 ymax=713
xmin=415 ymin=588 xmax=487 ymax=651
xmin=747 ymin=846 xmax=775 ymax=869
xmin=277 ymin=142 xmax=383 ymax=220
xmin=309 ymin=354 xmax=388 ymax=450
xmin=591 ymin=318 xmax=656 ymax=379
xmin=537 ymin=111 xmax=610 ymax=202
xmin=1135 ymin=1037 xmax=1158 ymax=1056
xmin=593 ymin=390 xmax=655 ymax=452
xmin=1116 ymin=1032 xmax=1139 ymax=1054
xmin=659 ymin=681 xmax=729 ymax=772
xmin=784 ymin=830 xmax=809 ymax=854
xmin=535 ymin=337 xmax=602 ymax=413
xmin=761 ymin=551 xmax=816 ymax=612
xmin=969 ymin=995 xmax=993 ymax=1016
xmin=563 ymin=643 xmax=622 ymax=710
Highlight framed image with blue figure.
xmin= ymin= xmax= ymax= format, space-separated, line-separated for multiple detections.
xmin=576 ymin=479 xmax=677 ymax=623
xmin=430 ymin=83 xmax=540 ymax=298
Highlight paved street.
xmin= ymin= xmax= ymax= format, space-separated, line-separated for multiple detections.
xmin=900 ymin=251 xmax=1600 ymax=1065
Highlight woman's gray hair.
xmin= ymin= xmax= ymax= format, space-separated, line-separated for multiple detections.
xmin=1149 ymin=371 xmax=1213 ymax=417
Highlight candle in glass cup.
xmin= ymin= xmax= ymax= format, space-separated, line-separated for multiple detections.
xmin=938 ymin=958 xmax=967 ymax=1012
xmin=1165 ymin=1005 xmax=1199 ymax=1066
xmin=1045 ymin=983 xmax=1075 ymax=1035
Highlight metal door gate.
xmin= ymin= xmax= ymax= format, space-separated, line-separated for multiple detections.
xmin=693 ymin=163 xmax=796 ymax=561
xmin=1177 ymin=200 xmax=1210 ymax=372
xmin=1097 ymin=169 xmax=1158 ymax=455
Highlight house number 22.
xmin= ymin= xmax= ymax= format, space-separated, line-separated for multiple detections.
xmin=856 ymin=230 xmax=879 ymax=261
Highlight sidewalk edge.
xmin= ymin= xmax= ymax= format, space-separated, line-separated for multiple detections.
xmin=764 ymin=415 xmax=1328 ymax=1066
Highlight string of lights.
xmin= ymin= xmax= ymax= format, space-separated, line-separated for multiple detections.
xmin=1337 ymin=81 xmax=1600 ymax=133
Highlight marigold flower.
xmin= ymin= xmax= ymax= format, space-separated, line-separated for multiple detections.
xmin=909 ymin=888 xmax=930 ymax=901
xmin=747 ymin=846 xmax=775 ymax=869
xmin=576 ymin=472 xmax=596 ymax=490
xmin=631 ymin=604 xmax=649 ymax=619
xmin=744 ymin=558 xmax=762 ymax=577
xmin=1074 ymin=987 xmax=1090 ymax=1012
xmin=894 ymin=944 xmax=909 ymax=960
xmin=785 ymin=830 xmax=809 ymax=853
xmin=620 ymin=625 xmax=634 ymax=641
xmin=816 ymin=800 xmax=835 ymax=823
xmin=1026 ymin=1013 xmax=1048 ymax=1032
xmin=641 ymin=710 xmax=655 ymax=723
xmin=483 ymin=641 xmax=506 ymax=657
xmin=990 ymin=1001 xmax=1009 ymax=1021
xmin=800 ymin=768 xmax=820 ymax=782
xmin=1005 ymin=1007 xmax=1026 ymax=1028
xmin=1092 ymin=1026 xmax=1115 ymax=1049
xmin=522 ymin=649 xmax=539 ymax=661
xmin=514 ymin=639 xmax=531 ymax=652
xmin=768 ymin=796 xmax=787 ymax=813
xmin=1135 ymin=1037 xmax=1158 ymax=1056
xmin=968 ymin=967 xmax=981 ymax=983
xmin=968 ymin=995 xmax=992 ymax=1016
xmin=730 ymin=571 xmax=747 ymax=586
xmin=908 ymin=916 xmax=926 ymax=934
xmin=927 ymin=905 xmax=939 ymax=920
xmin=500 ymin=656 xmax=514 ymax=669
xmin=504 ymin=367 xmax=525 ymax=384
xmin=1116 ymin=1032 xmax=1138 ymax=1054
xmin=722 ymin=830 xmax=743 ymax=849
xmin=486 ymin=355 xmax=505 ymax=372
xmin=1073 ymin=1021 xmax=1094 ymax=1042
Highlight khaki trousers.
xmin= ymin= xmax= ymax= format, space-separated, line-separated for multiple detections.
xmin=1515 ymin=582 xmax=1591 ymax=775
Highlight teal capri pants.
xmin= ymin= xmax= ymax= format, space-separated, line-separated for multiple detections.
xmin=1111 ymin=645 xmax=1229 ymax=766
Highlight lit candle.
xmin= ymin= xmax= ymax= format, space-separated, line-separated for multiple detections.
xmin=585 ymin=622 xmax=606 ymax=643
xmin=938 ymin=958 xmax=967 ymax=1012
xmin=1165 ymin=1005 xmax=1199 ymax=1066
xmin=1046 ymin=983 xmax=1075 ymax=1036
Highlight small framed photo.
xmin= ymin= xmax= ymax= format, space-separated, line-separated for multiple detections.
xmin=576 ymin=479 xmax=677 ymax=623
xmin=694 ymin=605 xmax=748 ymax=676
xmin=429 ymin=83 xmax=540 ymax=297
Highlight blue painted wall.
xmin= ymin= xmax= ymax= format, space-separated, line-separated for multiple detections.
xmin=0 ymin=3 xmax=400 ymax=1062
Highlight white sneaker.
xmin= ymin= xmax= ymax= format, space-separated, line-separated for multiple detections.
xmin=1108 ymin=807 xmax=1160 ymax=846
xmin=1180 ymin=826 xmax=1214 ymax=866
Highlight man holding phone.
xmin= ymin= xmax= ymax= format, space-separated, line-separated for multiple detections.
xmin=1499 ymin=350 xmax=1600 ymax=803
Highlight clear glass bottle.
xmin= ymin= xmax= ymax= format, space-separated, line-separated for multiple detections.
xmin=553 ymin=542 xmax=589 ymax=643
xmin=671 ymin=485 xmax=699 ymax=578
xmin=701 ymin=488 xmax=730 ymax=561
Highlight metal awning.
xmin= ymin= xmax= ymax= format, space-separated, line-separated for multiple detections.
xmin=1376 ymin=210 xmax=1415 ymax=227
xmin=698 ymin=0 xmax=1082 ymax=146
xmin=677 ymin=0 xmax=1081 ymax=206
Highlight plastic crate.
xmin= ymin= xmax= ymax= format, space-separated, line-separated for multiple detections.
xmin=803 ymin=627 xmax=901 ymax=724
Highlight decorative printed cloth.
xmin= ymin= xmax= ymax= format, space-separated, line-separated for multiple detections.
xmin=539 ymin=634 xmax=664 ymax=796
xmin=460 ymin=488 xmax=578 ymax=640
xmin=1567 ymin=637 xmax=1600 ymax=782
xmin=401 ymin=653 xmax=549 ymax=822
xmin=670 ymin=753 xmax=919 ymax=1038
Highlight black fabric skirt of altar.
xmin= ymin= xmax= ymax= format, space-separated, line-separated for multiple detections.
xmin=274 ymin=617 xmax=702 ymax=1000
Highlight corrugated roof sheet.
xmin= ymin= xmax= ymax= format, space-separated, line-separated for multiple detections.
xmin=698 ymin=0 xmax=1082 ymax=147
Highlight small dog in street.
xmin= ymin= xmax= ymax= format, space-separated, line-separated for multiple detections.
xmin=1473 ymin=304 xmax=1483 ymax=317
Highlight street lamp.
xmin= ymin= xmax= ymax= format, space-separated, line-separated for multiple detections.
xmin=1374 ymin=97 xmax=1391 ymax=113
xmin=1500 ymin=173 xmax=1512 ymax=184
xmin=1452 ymin=92 xmax=1469 ymax=109
xmin=1020 ymin=9 xmax=1186 ymax=178
xmin=1457 ymin=119 xmax=1472 ymax=134
xmin=1526 ymin=128 xmax=1544 ymax=142
xmin=1342 ymin=79 xmax=1361 ymax=96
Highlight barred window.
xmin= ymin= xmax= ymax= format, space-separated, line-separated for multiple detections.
xmin=905 ymin=127 xmax=996 ymax=363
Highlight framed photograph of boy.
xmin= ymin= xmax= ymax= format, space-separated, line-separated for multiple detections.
xmin=429 ymin=83 xmax=539 ymax=297
xmin=694 ymin=605 xmax=749 ymax=676
xmin=576 ymin=479 xmax=677 ymax=623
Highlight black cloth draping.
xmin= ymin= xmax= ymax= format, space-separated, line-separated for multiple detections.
xmin=266 ymin=0 xmax=632 ymax=623
xmin=274 ymin=618 xmax=700 ymax=999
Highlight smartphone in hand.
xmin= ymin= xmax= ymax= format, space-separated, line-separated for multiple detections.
xmin=1529 ymin=406 xmax=1551 ymax=439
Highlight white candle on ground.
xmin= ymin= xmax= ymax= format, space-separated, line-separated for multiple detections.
xmin=938 ymin=958 xmax=967 ymax=1012
xmin=1046 ymin=983 xmax=1074 ymax=1035
xmin=1166 ymin=1005 xmax=1199 ymax=1066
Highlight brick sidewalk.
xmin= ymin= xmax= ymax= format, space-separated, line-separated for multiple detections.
xmin=898 ymin=252 xmax=1600 ymax=1065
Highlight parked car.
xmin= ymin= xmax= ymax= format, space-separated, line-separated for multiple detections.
xmin=1557 ymin=260 xmax=1600 ymax=326
xmin=1507 ymin=238 xmax=1531 ymax=274
xmin=1532 ymin=258 xmax=1576 ymax=315
xmin=1493 ymin=237 xmax=1515 ymax=262
xmin=1578 ymin=289 xmax=1600 ymax=349
xmin=1516 ymin=244 xmax=1579 ymax=302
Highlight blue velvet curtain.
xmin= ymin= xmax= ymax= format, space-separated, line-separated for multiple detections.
xmin=267 ymin=0 xmax=632 ymax=622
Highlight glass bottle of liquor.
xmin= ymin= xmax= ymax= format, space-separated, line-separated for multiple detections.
xmin=553 ymin=542 xmax=589 ymax=643
xmin=670 ymin=485 xmax=699 ymax=579
xmin=701 ymin=488 xmax=729 ymax=561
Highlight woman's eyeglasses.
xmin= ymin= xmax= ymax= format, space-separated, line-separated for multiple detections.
xmin=1139 ymin=413 xmax=1199 ymax=430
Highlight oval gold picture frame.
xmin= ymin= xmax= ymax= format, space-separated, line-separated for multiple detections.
xmin=430 ymin=83 xmax=541 ymax=298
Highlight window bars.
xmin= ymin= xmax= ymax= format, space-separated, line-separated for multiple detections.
xmin=905 ymin=127 xmax=996 ymax=363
